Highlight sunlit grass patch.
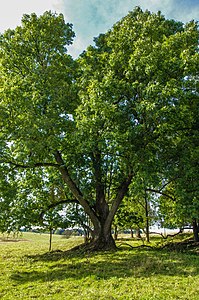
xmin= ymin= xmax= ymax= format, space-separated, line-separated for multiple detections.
xmin=0 ymin=232 xmax=199 ymax=299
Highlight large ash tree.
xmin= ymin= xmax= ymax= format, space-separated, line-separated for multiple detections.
xmin=1 ymin=8 xmax=198 ymax=250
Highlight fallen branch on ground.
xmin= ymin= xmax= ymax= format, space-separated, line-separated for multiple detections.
xmin=149 ymin=228 xmax=183 ymax=239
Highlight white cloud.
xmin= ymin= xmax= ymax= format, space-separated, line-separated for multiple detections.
xmin=63 ymin=0 xmax=135 ymax=57
xmin=64 ymin=0 xmax=199 ymax=57
xmin=0 ymin=0 xmax=63 ymax=33
xmin=68 ymin=35 xmax=87 ymax=58
xmin=139 ymin=0 xmax=199 ymax=22
xmin=0 ymin=0 xmax=198 ymax=58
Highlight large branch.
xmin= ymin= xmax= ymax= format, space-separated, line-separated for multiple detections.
xmin=3 ymin=160 xmax=59 ymax=169
xmin=53 ymin=150 xmax=101 ymax=233
xmin=105 ymin=173 xmax=133 ymax=232
xmin=39 ymin=199 xmax=79 ymax=219
xmin=91 ymin=150 xmax=109 ymax=221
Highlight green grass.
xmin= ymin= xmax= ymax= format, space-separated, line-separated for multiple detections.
xmin=0 ymin=232 xmax=199 ymax=299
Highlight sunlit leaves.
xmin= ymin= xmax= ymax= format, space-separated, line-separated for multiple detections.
xmin=1 ymin=11 xmax=77 ymax=160
xmin=0 ymin=8 xmax=198 ymax=238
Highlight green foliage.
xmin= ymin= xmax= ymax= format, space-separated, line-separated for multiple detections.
xmin=1 ymin=11 xmax=77 ymax=160
xmin=0 ymin=7 xmax=198 ymax=246
xmin=114 ymin=200 xmax=144 ymax=230
xmin=77 ymin=7 xmax=199 ymax=195
xmin=157 ymin=183 xmax=199 ymax=230
xmin=0 ymin=166 xmax=87 ymax=233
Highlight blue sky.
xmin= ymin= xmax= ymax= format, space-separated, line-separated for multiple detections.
xmin=0 ymin=0 xmax=198 ymax=57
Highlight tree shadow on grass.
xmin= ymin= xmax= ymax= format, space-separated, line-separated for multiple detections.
xmin=10 ymin=248 xmax=199 ymax=285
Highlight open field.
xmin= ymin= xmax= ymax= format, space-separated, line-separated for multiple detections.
xmin=0 ymin=232 xmax=199 ymax=299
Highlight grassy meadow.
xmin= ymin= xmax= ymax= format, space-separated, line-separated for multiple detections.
xmin=0 ymin=232 xmax=199 ymax=300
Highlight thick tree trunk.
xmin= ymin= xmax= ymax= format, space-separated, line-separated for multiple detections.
xmin=88 ymin=231 xmax=116 ymax=251
xmin=54 ymin=150 xmax=101 ymax=234
xmin=54 ymin=150 xmax=133 ymax=251
xmin=192 ymin=219 xmax=199 ymax=242
xmin=80 ymin=218 xmax=116 ymax=251
xmin=88 ymin=208 xmax=117 ymax=249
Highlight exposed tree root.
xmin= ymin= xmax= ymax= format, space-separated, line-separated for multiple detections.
xmin=117 ymin=242 xmax=154 ymax=250
xmin=66 ymin=239 xmax=117 ymax=253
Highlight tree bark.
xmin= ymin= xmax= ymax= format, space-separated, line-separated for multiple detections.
xmin=114 ymin=225 xmax=118 ymax=240
xmin=54 ymin=150 xmax=133 ymax=251
xmin=192 ymin=219 xmax=199 ymax=242
xmin=87 ymin=227 xmax=116 ymax=251
xmin=105 ymin=173 xmax=133 ymax=232
xmin=136 ymin=228 xmax=141 ymax=239
xmin=145 ymin=192 xmax=150 ymax=243
xmin=49 ymin=228 xmax=53 ymax=251
xmin=54 ymin=150 xmax=101 ymax=235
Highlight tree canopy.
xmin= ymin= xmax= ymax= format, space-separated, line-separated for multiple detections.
xmin=1 ymin=7 xmax=199 ymax=249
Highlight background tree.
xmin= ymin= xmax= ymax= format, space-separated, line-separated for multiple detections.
xmin=113 ymin=197 xmax=144 ymax=240
xmin=157 ymin=183 xmax=199 ymax=242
